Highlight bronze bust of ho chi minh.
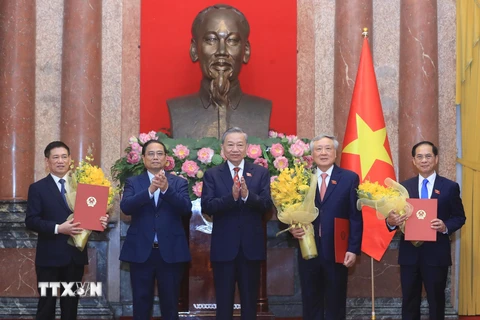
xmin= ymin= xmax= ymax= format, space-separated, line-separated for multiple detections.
xmin=167 ymin=4 xmax=272 ymax=139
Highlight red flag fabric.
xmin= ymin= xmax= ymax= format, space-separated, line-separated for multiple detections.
xmin=340 ymin=37 xmax=396 ymax=261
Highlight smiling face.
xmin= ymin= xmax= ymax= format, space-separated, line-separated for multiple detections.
xmin=222 ymin=132 xmax=247 ymax=166
xmin=45 ymin=147 xmax=71 ymax=178
xmin=312 ymin=137 xmax=337 ymax=172
xmin=412 ymin=143 xmax=438 ymax=178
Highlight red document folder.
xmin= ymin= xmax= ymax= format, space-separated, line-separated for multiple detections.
xmin=334 ymin=218 xmax=350 ymax=264
xmin=74 ymin=183 xmax=109 ymax=231
xmin=404 ymin=199 xmax=438 ymax=242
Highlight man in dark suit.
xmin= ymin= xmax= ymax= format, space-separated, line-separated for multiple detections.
xmin=25 ymin=141 xmax=108 ymax=320
xmin=201 ymin=127 xmax=273 ymax=320
xmin=387 ymin=141 xmax=466 ymax=320
xmin=120 ymin=139 xmax=192 ymax=320
xmin=290 ymin=134 xmax=363 ymax=320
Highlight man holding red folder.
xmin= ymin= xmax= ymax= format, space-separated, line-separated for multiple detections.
xmin=387 ymin=141 xmax=466 ymax=320
xmin=290 ymin=134 xmax=363 ymax=319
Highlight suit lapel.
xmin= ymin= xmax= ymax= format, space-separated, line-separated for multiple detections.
xmin=431 ymin=175 xmax=444 ymax=199
xmin=408 ymin=177 xmax=420 ymax=198
xmin=220 ymin=162 xmax=234 ymax=190
xmin=46 ymin=175 xmax=71 ymax=212
xmin=139 ymin=171 xmax=156 ymax=209
xmin=244 ymin=162 xmax=255 ymax=185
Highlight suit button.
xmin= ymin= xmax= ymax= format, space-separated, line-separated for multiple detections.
xmin=155 ymin=214 xmax=159 ymax=218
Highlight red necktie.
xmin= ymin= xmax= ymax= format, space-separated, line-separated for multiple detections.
xmin=320 ymin=172 xmax=328 ymax=201
xmin=233 ymin=167 xmax=240 ymax=187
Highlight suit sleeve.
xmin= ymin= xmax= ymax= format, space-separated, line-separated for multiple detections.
xmin=244 ymin=168 xmax=273 ymax=213
xmin=348 ymin=173 xmax=363 ymax=255
xmin=120 ymin=177 xmax=152 ymax=216
xmin=444 ymin=182 xmax=466 ymax=235
xmin=201 ymin=169 xmax=238 ymax=216
xmin=25 ymin=183 xmax=57 ymax=235
xmin=159 ymin=177 xmax=192 ymax=216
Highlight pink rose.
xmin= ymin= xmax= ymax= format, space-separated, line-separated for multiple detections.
xmin=270 ymin=143 xmax=284 ymax=158
xmin=182 ymin=160 xmax=199 ymax=177
xmin=273 ymin=156 xmax=289 ymax=170
xmin=246 ymin=144 xmax=262 ymax=159
xmin=269 ymin=130 xmax=278 ymax=138
xmin=254 ymin=157 xmax=268 ymax=168
xmin=138 ymin=133 xmax=151 ymax=144
xmin=295 ymin=139 xmax=310 ymax=152
xmin=278 ymin=133 xmax=285 ymax=138
xmin=197 ymin=147 xmax=214 ymax=164
xmin=164 ymin=156 xmax=175 ymax=171
xmin=289 ymin=142 xmax=305 ymax=157
xmin=173 ymin=144 xmax=190 ymax=160
xmin=270 ymin=176 xmax=278 ymax=184
xmin=286 ymin=135 xmax=298 ymax=144
xmin=303 ymin=155 xmax=314 ymax=169
xmin=126 ymin=151 xmax=140 ymax=164
xmin=192 ymin=181 xmax=203 ymax=198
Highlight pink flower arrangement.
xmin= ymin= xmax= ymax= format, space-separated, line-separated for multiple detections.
xmin=182 ymin=160 xmax=199 ymax=178
xmin=173 ymin=144 xmax=190 ymax=160
xmin=113 ymin=130 xmax=314 ymax=201
xmin=289 ymin=140 xmax=305 ymax=157
xmin=254 ymin=157 xmax=268 ymax=168
xmin=192 ymin=181 xmax=203 ymax=198
xmin=270 ymin=143 xmax=284 ymax=158
xmin=197 ymin=147 xmax=214 ymax=164
xmin=164 ymin=156 xmax=175 ymax=171
xmin=126 ymin=151 xmax=140 ymax=164
xmin=246 ymin=144 xmax=262 ymax=159
xmin=273 ymin=156 xmax=289 ymax=170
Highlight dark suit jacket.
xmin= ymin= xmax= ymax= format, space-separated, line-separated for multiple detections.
xmin=313 ymin=165 xmax=363 ymax=261
xmin=397 ymin=175 xmax=466 ymax=266
xmin=201 ymin=161 xmax=273 ymax=262
xmin=25 ymin=175 xmax=88 ymax=267
xmin=119 ymin=171 xmax=192 ymax=264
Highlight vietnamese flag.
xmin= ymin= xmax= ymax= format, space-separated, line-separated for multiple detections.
xmin=340 ymin=37 xmax=396 ymax=261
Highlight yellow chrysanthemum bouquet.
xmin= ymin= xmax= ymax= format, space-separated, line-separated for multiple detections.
xmin=357 ymin=177 xmax=413 ymax=234
xmin=65 ymin=154 xmax=117 ymax=251
xmin=272 ymin=164 xmax=319 ymax=260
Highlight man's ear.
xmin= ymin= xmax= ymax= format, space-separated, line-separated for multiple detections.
xmin=243 ymin=41 xmax=251 ymax=64
xmin=190 ymin=39 xmax=198 ymax=62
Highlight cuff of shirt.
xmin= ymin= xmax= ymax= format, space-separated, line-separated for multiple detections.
xmin=54 ymin=224 xmax=59 ymax=234
xmin=386 ymin=221 xmax=396 ymax=230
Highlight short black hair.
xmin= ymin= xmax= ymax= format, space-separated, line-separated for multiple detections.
xmin=142 ymin=140 xmax=167 ymax=156
xmin=44 ymin=141 xmax=70 ymax=158
xmin=411 ymin=141 xmax=438 ymax=157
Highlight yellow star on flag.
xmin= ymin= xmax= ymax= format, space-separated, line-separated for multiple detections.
xmin=342 ymin=113 xmax=393 ymax=180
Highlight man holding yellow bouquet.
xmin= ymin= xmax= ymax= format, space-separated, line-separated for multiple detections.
xmin=290 ymin=134 xmax=363 ymax=319
xmin=25 ymin=141 xmax=108 ymax=320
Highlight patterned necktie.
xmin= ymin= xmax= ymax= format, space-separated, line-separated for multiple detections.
xmin=233 ymin=167 xmax=240 ymax=188
xmin=320 ymin=173 xmax=328 ymax=201
xmin=421 ymin=179 xmax=429 ymax=199
xmin=59 ymin=178 xmax=68 ymax=206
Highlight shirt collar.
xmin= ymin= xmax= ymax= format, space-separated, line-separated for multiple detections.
xmin=50 ymin=173 xmax=69 ymax=184
xmin=419 ymin=171 xmax=437 ymax=185
xmin=227 ymin=159 xmax=245 ymax=172
xmin=317 ymin=165 xmax=334 ymax=178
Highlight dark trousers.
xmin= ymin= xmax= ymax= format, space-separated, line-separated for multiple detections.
xmin=35 ymin=262 xmax=85 ymax=320
xmin=298 ymin=237 xmax=348 ymax=320
xmin=400 ymin=264 xmax=449 ymax=320
xmin=129 ymin=248 xmax=185 ymax=320
xmin=212 ymin=249 xmax=261 ymax=320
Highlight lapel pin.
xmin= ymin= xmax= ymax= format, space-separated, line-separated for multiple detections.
xmin=434 ymin=189 xmax=440 ymax=194
xmin=246 ymin=172 xmax=252 ymax=177
xmin=331 ymin=180 xmax=337 ymax=185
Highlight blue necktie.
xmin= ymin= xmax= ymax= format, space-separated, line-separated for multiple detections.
xmin=59 ymin=179 xmax=68 ymax=206
xmin=421 ymin=179 xmax=429 ymax=199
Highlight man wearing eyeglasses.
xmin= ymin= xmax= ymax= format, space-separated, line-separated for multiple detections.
xmin=387 ymin=141 xmax=466 ymax=320
xmin=120 ymin=139 xmax=192 ymax=320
